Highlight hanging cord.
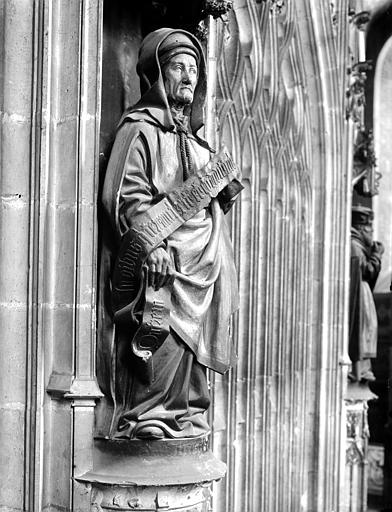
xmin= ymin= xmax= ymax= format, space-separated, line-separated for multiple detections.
xmin=178 ymin=129 xmax=193 ymax=180
xmin=173 ymin=115 xmax=193 ymax=181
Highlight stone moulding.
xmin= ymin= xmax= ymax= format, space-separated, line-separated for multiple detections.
xmin=78 ymin=436 xmax=225 ymax=486
xmin=78 ymin=436 xmax=224 ymax=511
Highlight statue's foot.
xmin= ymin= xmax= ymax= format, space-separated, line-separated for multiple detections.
xmin=135 ymin=425 xmax=165 ymax=440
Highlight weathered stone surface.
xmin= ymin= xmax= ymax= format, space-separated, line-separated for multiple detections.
xmin=90 ymin=483 xmax=210 ymax=512
xmin=0 ymin=407 xmax=26 ymax=506
xmin=80 ymin=437 xmax=225 ymax=487
xmin=0 ymin=2 xmax=34 ymax=511
xmin=79 ymin=436 xmax=222 ymax=512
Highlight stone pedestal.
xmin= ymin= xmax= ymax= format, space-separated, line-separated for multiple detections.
xmin=78 ymin=436 xmax=225 ymax=511
xmin=344 ymin=382 xmax=377 ymax=512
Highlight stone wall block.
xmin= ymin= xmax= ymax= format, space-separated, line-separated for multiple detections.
xmin=2 ymin=0 xmax=34 ymax=115
xmin=0 ymin=120 xmax=32 ymax=196
xmin=49 ymin=121 xmax=79 ymax=202
xmin=76 ymin=307 xmax=95 ymax=361
xmin=44 ymin=203 xmax=76 ymax=298
xmin=0 ymin=307 xmax=29 ymax=404
xmin=72 ymin=402 xmax=97 ymax=510
xmin=0 ymin=2 xmax=34 ymax=509
xmin=0 ymin=408 xmax=26 ymax=507
xmin=0 ymin=204 xmax=29 ymax=302
xmin=41 ymin=401 xmax=73 ymax=512
xmin=50 ymin=0 xmax=81 ymax=121
xmin=43 ymin=306 xmax=74 ymax=376
xmin=77 ymin=202 xmax=96 ymax=271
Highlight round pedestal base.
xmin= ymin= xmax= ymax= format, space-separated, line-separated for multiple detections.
xmin=78 ymin=435 xmax=226 ymax=511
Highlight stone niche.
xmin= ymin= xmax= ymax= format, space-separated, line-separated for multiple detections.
xmin=86 ymin=2 xmax=228 ymax=511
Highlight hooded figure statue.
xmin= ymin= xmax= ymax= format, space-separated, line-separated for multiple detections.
xmin=349 ymin=205 xmax=383 ymax=383
xmin=97 ymin=28 xmax=242 ymax=440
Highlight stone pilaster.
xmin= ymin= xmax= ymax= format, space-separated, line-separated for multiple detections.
xmin=38 ymin=0 xmax=104 ymax=509
xmin=0 ymin=1 xmax=36 ymax=510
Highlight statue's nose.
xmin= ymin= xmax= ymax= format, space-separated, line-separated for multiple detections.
xmin=182 ymin=70 xmax=192 ymax=83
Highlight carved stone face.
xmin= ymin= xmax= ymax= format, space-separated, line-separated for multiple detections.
xmin=162 ymin=53 xmax=198 ymax=105
xmin=360 ymin=222 xmax=373 ymax=246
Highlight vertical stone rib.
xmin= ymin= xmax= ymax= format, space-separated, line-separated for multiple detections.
xmin=0 ymin=1 xmax=34 ymax=510
xmin=37 ymin=1 xmax=104 ymax=509
xmin=210 ymin=0 xmax=349 ymax=510
xmin=26 ymin=1 xmax=45 ymax=509
xmin=71 ymin=1 xmax=104 ymax=509
xmin=68 ymin=0 xmax=103 ymax=395
xmin=40 ymin=2 xmax=82 ymax=507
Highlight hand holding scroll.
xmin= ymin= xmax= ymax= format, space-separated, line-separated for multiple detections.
xmin=146 ymin=246 xmax=175 ymax=290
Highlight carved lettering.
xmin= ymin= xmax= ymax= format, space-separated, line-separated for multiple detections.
xmin=189 ymin=185 xmax=203 ymax=204
xmin=199 ymin=179 xmax=212 ymax=195
xmin=173 ymin=201 xmax=186 ymax=216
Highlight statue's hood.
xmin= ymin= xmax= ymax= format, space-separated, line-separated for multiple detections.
xmin=119 ymin=28 xmax=207 ymax=135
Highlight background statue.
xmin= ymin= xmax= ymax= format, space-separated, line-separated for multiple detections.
xmin=97 ymin=28 xmax=242 ymax=440
xmin=349 ymin=205 xmax=384 ymax=383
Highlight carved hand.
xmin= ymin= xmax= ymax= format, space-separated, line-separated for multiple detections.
xmin=146 ymin=247 xmax=175 ymax=290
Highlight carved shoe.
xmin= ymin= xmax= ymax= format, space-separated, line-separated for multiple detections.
xmin=360 ymin=370 xmax=376 ymax=383
xmin=135 ymin=425 xmax=165 ymax=440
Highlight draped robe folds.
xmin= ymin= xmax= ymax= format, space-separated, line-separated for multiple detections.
xmin=97 ymin=114 xmax=239 ymax=438
xmin=349 ymin=228 xmax=381 ymax=381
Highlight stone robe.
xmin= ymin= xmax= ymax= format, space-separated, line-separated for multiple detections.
xmin=97 ymin=114 xmax=239 ymax=438
xmin=96 ymin=27 xmax=240 ymax=439
xmin=349 ymin=227 xmax=381 ymax=381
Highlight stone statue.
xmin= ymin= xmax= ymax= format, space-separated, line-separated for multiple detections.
xmin=349 ymin=205 xmax=383 ymax=383
xmin=97 ymin=28 xmax=242 ymax=440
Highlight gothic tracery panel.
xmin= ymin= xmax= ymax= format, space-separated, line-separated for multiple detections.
xmin=209 ymin=1 xmax=350 ymax=510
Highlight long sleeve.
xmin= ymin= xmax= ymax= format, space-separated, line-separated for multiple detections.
xmin=118 ymin=130 xmax=154 ymax=235
xmin=101 ymin=121 xmax=156 ymax=240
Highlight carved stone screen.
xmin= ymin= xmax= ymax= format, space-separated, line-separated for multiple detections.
xmin=208 ymin=1 xmax=351 ymax=510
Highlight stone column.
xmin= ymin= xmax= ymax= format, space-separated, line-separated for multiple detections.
xmin=344 ymin=385 xmax=376 ymax=512
xmin=38 ymin=0 xmax=104 ymax=510
xmin=0 ymin=2 xmax=37 ymax=510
